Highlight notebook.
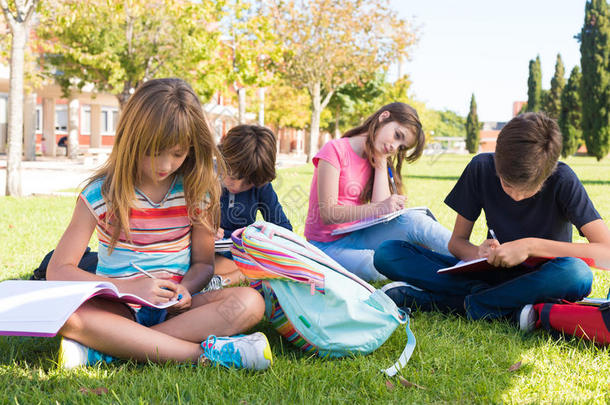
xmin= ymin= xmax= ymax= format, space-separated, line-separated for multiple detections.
xmin=437 ymin=256 xmax=596 ymax=274
xmin=215 ymin=238 xmax=233 ymax=252
xmin=0 ymin=280 xmax=177 ymax=337
xmin=330 ymin=206 xmax=437 ymax=236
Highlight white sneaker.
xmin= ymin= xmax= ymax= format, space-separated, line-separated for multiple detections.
xmin=519 ymin=304 xmax=538 ymax=332
xmin=201 ymin=332 xmax=273 ymax=370
xmin=202 ymin=275 xmax=228 ymax=292
xmin=58 ymin=337 xmax=115 ymax=369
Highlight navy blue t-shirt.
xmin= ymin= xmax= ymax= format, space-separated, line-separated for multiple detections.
xmin=444 ymin=153 xmax=601 ymax=243
xmin=220 ymin=182 xmax=293 ymax=239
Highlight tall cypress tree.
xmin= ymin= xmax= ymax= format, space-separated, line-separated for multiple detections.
xmin=580 ymin=0 xmax=610 ymax=160
xmin=527 ymin=55 xmax=542 ymax=112
xmin=465 ymin=94 xmax=481 ymax=154
xmin=546 ymin=54 xmax=565 ymax=119
xmin=559 ymin=66 xmax=583 ymax=157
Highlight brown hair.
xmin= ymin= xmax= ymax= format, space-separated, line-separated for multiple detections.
xmin=219 ymin=124 xmax=277 ymax=187
xmin=494 ymin=112 xmax=562 ymax=189
xmin=342 ymin=102 xmax=425 ymax=202
xmin=85 ymin=78 xmax=223 ymax=250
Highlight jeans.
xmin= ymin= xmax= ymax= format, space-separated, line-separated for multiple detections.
xmin=310 ymin=210 xmax=451 ymax=282
xmin=374 ymin=241 xmax=593 ymax=320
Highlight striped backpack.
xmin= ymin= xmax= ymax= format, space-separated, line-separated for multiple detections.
xmin=230 ymin=221 xmax=415 ymax=376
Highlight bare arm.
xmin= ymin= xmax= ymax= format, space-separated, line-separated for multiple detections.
xmin=448 ymin=214 xmax=499 ymax=261
xmin=371 ymin=158 xmax=391 ymax=202
xmin=47 ymin=198 xmax=177 ymax=305
xmin=317 ymin=160 xmax=405 ymax=225
xmin=488 ymin=219 xmax=610 ymax=268
xmin=179 ymin=220 xmax=215 ymax=293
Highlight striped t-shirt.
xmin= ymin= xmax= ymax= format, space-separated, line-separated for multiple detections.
xmin=80 ymin=176 xmax=191 ymax=282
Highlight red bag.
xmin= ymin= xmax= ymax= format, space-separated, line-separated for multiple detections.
xmin=533 ymin=301 xmax=610 ymax=345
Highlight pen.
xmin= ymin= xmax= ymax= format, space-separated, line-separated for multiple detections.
xmin=130 ymin=262 xmax=182 ymax=300
xmin=489 ymin=229 xmax=498 ymax=241
xmin=388 ymin=166 xmax=398 ymax=194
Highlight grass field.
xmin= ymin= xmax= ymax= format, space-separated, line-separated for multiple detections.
xmin=1 ymin=154 xmax=610 ymax=404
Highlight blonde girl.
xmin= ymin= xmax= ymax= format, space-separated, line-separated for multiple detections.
xmin=304 ymin=102 xmax=451 ymax=281
xmin=47 ymin=78 xmax=272 ymax=370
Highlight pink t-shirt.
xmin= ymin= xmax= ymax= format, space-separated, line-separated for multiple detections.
xmin=304 ymin=137 xmax=372 ymax=242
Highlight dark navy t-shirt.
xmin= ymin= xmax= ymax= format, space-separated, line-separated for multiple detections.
xmin=220 ymin=182 xmax=293 ymax=239
xmin=444 ymin=153 xmax=601 ymax=243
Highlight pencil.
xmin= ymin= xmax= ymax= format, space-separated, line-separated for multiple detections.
xmin=130 ymin=262 xmax=157 ymax=279
xmin=388 ymin=166 xmax=398 ymax=194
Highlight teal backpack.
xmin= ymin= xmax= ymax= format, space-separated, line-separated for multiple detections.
xmin=231 ymin=221 xmax=415 ymax=376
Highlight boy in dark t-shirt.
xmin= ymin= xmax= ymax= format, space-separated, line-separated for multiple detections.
xmin=214 ymin=125 xmax=292 ymax=286
xmin=374 ymin=113 xmax=610 ymax=328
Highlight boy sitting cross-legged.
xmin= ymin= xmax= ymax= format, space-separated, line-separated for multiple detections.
xmin=374 ymin=112 xmax=610 ymax=329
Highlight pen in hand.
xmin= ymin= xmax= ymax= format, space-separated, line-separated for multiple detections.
xmin=388 ymin=166 xmax=398 ymax=194
xmin=489 ymin=229 xmax=498 ymax=241
xmin=130 ymin=262 xmax=182 ymax=301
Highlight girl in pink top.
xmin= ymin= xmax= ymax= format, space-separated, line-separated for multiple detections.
xmin=304 ymin=102 xmax=451 ymax=281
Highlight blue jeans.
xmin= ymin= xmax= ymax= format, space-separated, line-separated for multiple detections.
xmin=310 ymin=210 xmax=451 ymax=282
xmin=374 ymin=241 xmax=593 ymax=320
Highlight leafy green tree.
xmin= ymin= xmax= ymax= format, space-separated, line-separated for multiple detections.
xmin=579 ymin=0 xmax=610 ymax=160
xmin=545 ymin=54 xmax=565 ymax=119
xmin=265 ymin=80 xmax=311 ymax=130
xmin=559 ymin=66 xmax=583 ymax=157
xmin=267 ymin=0 xmax=417 ymax=162
xmin=1 ymin=0 xmax=39 ymax=196
xmin=465 ymin=94 xmax=481 ymax=154
xmin=527 ymin=55 xmax=542 ymax=112
xmin=435 ymin=110 xmax=466 ymax=138
xmin=38 ymin=0 xmax=226 ymax=108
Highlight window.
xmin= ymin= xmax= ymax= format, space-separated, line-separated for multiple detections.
xmin=81 ymin=105 xmax=91 ymax=135
xmin=55 ymin=105 xmax=68 ymax=133
xmin=35 ymin=105 xmax=42 ymax=133
xmin=101 ymin=107 xmax=119 ymax=134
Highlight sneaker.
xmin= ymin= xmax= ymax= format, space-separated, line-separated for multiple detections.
xmin=518 ymin=304 xmax=538 ymax=332
xmin=201 ymin=332 xmax=272 ymax=370
xmin=381 ymin=281 xmax=434 ymax=311
xmin=58 ymin=337 xmax=115 ymax=369
xmin=202 ymin=275 xmax=228 ymax=292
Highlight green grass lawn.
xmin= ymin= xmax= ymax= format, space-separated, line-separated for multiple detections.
xmin=2 ymin=154 xmax=610 ymax=403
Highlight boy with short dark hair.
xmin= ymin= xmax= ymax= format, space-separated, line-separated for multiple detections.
xmin=213 ymin=124 xmax=292 ymax=286
xmin=375 ymin=113 xmax=610 ymax=328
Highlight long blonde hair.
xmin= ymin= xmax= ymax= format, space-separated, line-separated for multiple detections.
xmin=342 ymin=102 xmax=425 ymax=203
xmin=85 ymin=78 xmax=222 ymax=250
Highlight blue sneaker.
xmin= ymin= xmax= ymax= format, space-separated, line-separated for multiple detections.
xmin=58 ymin=338 xmax=115 ymax=369
xmin=201 ymin=332 xmax=272 ymax=370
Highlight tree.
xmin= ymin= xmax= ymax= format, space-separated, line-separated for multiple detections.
xmin=559 ymin=66 xmax=583 ymax=158
xmin=465 ymin=94 xmax=480 ymax=154
xmin=527 ymin=55 xmax=542 ymax=112
xmin=265 ymin=79 xmax=311 ymax=130
xmin=545 ymin=54 xmax=565 ymax=119
xmin=579 ymin=0 xmax=610 ymax=160
xmin=38 ymin=0 xmax=226 ymax=109
xmin=267 ymin=0 xmax=417 ymax=162
xmin=434 ymin=110 xmax=466 ymax=138
xmin=1 ymin=0 xmax=39 ymax=196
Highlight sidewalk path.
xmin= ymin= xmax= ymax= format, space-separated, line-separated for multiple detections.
xmin=0 ymin=153 xmax=308 ymax=197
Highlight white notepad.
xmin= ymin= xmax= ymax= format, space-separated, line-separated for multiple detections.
xmin=0 ymin=280 xmax=177 ymax=337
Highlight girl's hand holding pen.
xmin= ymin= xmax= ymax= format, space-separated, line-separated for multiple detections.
xmin=378 ymin=194 xmax=406 ymax=215
xmin=167 ymin=284 xmax=191 ymax=314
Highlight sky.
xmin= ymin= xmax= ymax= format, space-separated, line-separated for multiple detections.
xmin=389 ymin=0 xmax=586 ymax=122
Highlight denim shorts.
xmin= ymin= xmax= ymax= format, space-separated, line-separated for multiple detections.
xmin=134 ymin=306 xmax=168 ymax=327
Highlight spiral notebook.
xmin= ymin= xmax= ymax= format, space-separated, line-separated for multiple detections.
xmin=0 ymin=280 xmax=177 ymax=337
xmin=331 ymin=206 xmax=437 ymax=236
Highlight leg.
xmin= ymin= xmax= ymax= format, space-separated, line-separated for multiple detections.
xmin=310 ymin=238 xmax=383 ymax=282
xmin=465 ymin=257 xmax=593 ymax=320
xmin=153 ymin=286 xmax=265 ymax=340
xmin=214 ymin=254 xmax=246 ymax=286
xmin=59 ymin=298 xmax=203 ymax=363
xmin=357 ymin=210 xmax=452 ymax=255
xmin=374 ymin=240 xmax=489 ymax=312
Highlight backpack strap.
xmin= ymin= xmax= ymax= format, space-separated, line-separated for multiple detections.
xmin=539 ymin=303 xmax=554 ymax=331
xmin=599 ymin=304 xmax=610 ymax=332
xmin=381 ymin=316 xmax=416 ymax=377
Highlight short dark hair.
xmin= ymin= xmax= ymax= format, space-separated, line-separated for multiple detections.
xmin=219 ymin=124 xmax=277 ymax=187
xmin=494 ymin=112 xmax=562 ymax=188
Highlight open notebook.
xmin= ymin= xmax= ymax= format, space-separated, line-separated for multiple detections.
xmin=0 ymin=280 xmax=177 ymax=337
xmin=331 ymin=207 xmax=437 ymax=236
xmin=437 ymin=256 xmax=596 ymax=274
